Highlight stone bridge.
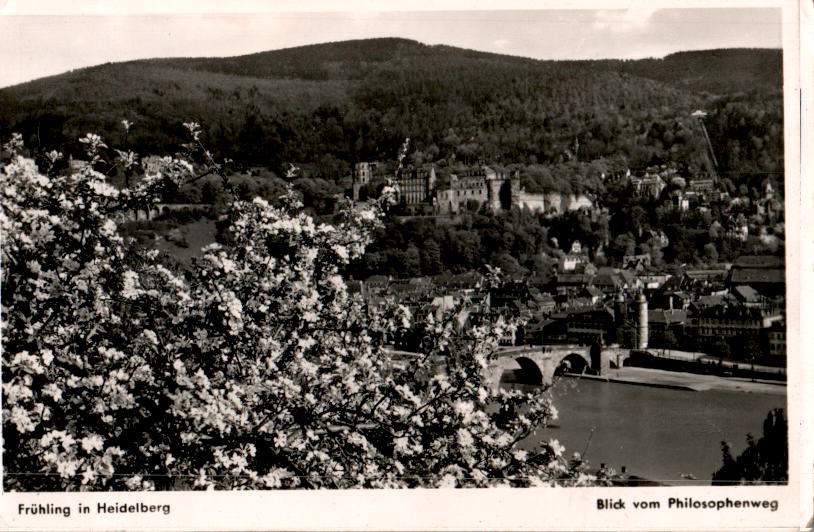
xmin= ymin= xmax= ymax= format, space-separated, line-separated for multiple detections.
xmin=386 ymin=345 xmax=632 ymax=391
xmin=487 ymin=345 xmax=632 ymax=390
xmin=130 ymin=203 xmax=212 ymax=221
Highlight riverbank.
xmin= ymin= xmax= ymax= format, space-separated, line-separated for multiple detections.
xmin=565 ymin=366 xmax=786 ymax=395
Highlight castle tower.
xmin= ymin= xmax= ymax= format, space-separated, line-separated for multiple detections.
xmin=510 ymin=170 xmax=521 ymax=201
xmin=352 ymin=162 xmax=372 ymax=201
xmin=427 ymin=166 xmax=437 ymax=195
xmin=487 ymin=177 xmax=502 ymax=211
xmin=636 ymin=293 xmax=649 ymax=349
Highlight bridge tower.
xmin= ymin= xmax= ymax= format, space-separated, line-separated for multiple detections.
xmin=613 ymin=292 xmax=626 ymax=325
xmin=589 ymin=343 xmax=608 ymax=375
xmin=636 ymin=293 xmax=649 ymax=349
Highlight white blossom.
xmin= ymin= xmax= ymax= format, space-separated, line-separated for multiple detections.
xmin=81 ymin=434 xmax=104 ymax=452
xmin=0 ymin=133 xmax=590 ymax=491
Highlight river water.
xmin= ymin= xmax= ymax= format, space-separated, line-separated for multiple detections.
xmin=511 ymin=378 xmax=786 ymax=485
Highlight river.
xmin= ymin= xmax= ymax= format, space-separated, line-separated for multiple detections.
xmin=510 ymin=377 xmax=786 ymax=485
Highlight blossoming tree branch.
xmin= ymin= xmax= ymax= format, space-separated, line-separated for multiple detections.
xmin=1 ymin=124 xmax=596 ymax=490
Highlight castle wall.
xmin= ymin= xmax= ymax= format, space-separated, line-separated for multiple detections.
xmin=568 ymin=194 xmax=594 ymax=211
xmin=437 ymin=189 xmax=458 ymax=214
xmin=356 ymin=162 xmax=565 ymax=216
xmin=488 ymin=179 xmax=502 ymax=211
xmin=543 ymin=193 xmax=594 ymax=214
xmin=516 ymin=192 xmax=546 ymax=213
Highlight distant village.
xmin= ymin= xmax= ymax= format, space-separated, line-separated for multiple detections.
xmin=350 ymin=253 xmax=785 ymax=365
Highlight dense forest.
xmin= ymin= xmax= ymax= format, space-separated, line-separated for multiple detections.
xmin=0 ymin=39 xmax=783 ymax=196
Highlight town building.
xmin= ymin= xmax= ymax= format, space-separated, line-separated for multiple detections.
xmin=630 ymin=174 xmax=666 ymax=199
xmin=623 ymin=253 xmax=652 ymax=271
xmin=696 ymin=304 xmax=783 ymax=356
xmin=682 ymin=269 xmax=729 ymax=292
xmin=647 ymin=309 xmax=689 ymax=349
xmin=390 ymin=277 xmax=434 ymax=301
xmin=649 ymin=290 xmax=690 ymax=311
xmin=560 ymin=240 xmax=590 ymax=272
xmin=727 ymin=255 xmax=786 ymax=297
xmin=566 ymin=307 xmax=616 ymax=346
xmin=731 ymin=285 xmax=764 ymax=308
xmin=592 ymin=267 xmax=638 ymax=295
xmin=554 ymin=273 xmax=594 ymax=300
xmin=525 ymin=316 xmax=568 ymax=345
xmin=490 ymin=280 xmax=537 ymax=315
xmin=766 ymin=320 xmax=786 ymax=358
xmin=667 ymin=189 xmax=690 ymax=211
xmin=432 ymin=271 xmax=484 ymax=293
xmin=638 ymin=273 xmax=671 ymax=291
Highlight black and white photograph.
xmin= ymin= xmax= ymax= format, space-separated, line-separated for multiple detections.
xmin=0 ymin=0 xmax=807 ymax=529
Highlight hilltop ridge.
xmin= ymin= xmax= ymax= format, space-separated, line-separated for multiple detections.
xmin=0 ymin=39 xmax=782 ymax=194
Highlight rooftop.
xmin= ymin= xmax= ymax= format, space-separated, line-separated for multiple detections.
xmin=732 ymin=285 xmax=761 ymax=302
xmin=729 ymin=268 xmax=785 ymax=285
xmin=648 ymin=309 xmax=689 ymax=324
xmin=732 ymin=255 xmax=784 ymax=269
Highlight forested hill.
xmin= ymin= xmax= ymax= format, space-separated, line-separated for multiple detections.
xmin=585 ymin=48 xmax=782 ymax=94
xmin=148 ymin=38 xmax=488 ymax=80
xmin=0 ymin=38 xmax=783 ymax=193
xmin=146 ymin=41 xmax=782 ymax=93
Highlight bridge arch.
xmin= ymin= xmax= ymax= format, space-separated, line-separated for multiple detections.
xmin=603 ymin=348 xmax=632 ymax=369
xmin=514 ymin=356 xmax=544 ymax=385
xmin=555 ymin=352 xmax=590 ymax=376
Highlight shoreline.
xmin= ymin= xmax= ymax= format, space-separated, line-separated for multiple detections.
xmin=561 ymin=366 xmax=787 ymax=395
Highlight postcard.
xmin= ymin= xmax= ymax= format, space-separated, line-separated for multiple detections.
xmin=0 ymin=0 xmax=809 ymax=530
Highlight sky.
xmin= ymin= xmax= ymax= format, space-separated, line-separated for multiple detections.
xmin=0 ymin=1 xmax=784 ymax=88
